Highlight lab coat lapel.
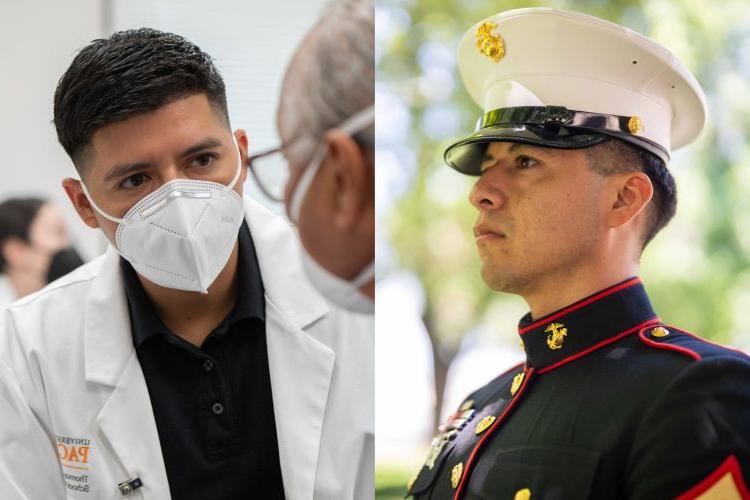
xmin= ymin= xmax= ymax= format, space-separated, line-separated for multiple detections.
xmin=265 ymin=302 xmax=335 ymax=500
xmin=243 ymin=197 xmax=334 ymax=500
xmin=85 ymin=248 xmax=170 ymax=498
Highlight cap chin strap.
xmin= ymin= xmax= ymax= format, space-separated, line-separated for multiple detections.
xmin=480 ymin=106 xmax=641 ymax=136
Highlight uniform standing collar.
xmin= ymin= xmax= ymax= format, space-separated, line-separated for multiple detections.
xmin=518 ymin=277 xmax=660 ymax=371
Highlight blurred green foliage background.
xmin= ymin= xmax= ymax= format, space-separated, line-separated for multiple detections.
xmin=375 ymin=0 xmax=750 ymax=497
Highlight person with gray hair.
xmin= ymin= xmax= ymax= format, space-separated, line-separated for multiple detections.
xmin=250 ymin=0 xmax=374 ymax=314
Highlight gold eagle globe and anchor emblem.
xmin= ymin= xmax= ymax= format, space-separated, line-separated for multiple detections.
xmin=475 ymin=21 xmax=505 ymax=63
xmin=545 ymin=322 xmax=568 ymax=350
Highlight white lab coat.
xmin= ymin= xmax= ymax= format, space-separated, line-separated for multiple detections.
xmin=0 ymin=275 xmax=17 ymax=311
xmin=0 ymin=197 xmax=374 ymax=500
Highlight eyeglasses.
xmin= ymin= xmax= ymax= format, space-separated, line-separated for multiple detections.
xmin=247 ymin=105 xmax=375 ymax=203
xmin=247 ymin=147 xmax=288 ymax=202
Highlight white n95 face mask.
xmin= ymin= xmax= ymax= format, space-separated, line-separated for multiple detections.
xmin=288 ymin=106 xmax=375 ymax=314
xmin=81 ymin=137 xmax=245 ymax=293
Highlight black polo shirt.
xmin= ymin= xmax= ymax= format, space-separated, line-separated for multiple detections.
xmin=121 ymin=222 xmax=285 ymax=500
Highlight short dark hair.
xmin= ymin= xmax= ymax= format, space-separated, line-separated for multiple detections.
xmin=584 ymin=138 xmax=676 ymax=248
xmin=53 ymin=28 xmax=228 ymax=172
xmin=0 ymin=197 xmax=46 ymax=272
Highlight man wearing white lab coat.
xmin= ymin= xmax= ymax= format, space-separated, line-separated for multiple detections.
xmin=0 ymin=25 xmax=372 ymax=500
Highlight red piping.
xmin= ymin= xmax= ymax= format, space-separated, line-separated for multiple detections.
xmin=637 ymin=327 xmax=701 ymax=361
xmin=676 ymin=454 xmax=750 ymax=499
xmin=537 ymin=318 xmax=661 ymax=375
xmin=519 ymin=277 xmax=641 ymax=335
xmin=453 ymin=367 xmax=535 ymax=500
xmin=664 ymin=324 xmax=750 ymax=359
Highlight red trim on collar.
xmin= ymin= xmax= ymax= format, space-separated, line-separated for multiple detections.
xmin=453 ymin=367 xmax=535 ymax=500
xmin=519 ymin=277 xmax=642 ymax=335
xmin=637 ymin=327 xmax=701 ymax=361
xmin=537 ymin=317 xmax=660 ymax=374
xmin=676 ymin=454 xmax=750 ymax=500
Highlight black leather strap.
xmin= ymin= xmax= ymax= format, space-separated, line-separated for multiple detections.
xmin=480 ymin=106 xmax=635 ymax=135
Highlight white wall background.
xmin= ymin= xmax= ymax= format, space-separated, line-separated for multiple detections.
xmin=0 ymin=0 xmax=326 ymax=259
xmin=0 ymin=0 xmax=105 ymax=258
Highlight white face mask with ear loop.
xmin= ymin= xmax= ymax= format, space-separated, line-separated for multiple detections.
xmin=80 ymin=136 xmax=246 ymax=293
xmin=287 ymin=106 xmax=375 ymax=314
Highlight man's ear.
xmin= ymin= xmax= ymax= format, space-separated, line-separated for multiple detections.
xmin=322 ymin=130 xmax=371 ymax=230
xmin=608 ymin=172 xmax=654 ymax=228
xmin=62 ymin=178 xmax=100 ymax=229
xmin=233 ymin=129 xmax=249 ymax=185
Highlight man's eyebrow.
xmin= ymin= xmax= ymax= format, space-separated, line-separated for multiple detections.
xmin=103 ymin=161 xmax=152 ymax=184
xmin=511 ymin=142 xmax=561 ymax=156
xmin=483 ymin=142 xmax=558 ymax=163
xmin=178 ymin=137 xmax=224 ymax=158
xmin=102 ymin=137 xmax=226 ymax=184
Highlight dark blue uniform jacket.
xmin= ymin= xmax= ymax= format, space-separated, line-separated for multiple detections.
xmin=408 ymin=278 xmax=750 ymax=500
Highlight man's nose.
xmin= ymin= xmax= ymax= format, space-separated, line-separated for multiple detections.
xmin=160 ymin=164 xmax=184 ymax=184
xmin=469 ymin=168 xmax=507 ymax=212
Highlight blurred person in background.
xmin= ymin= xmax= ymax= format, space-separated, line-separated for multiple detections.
xmin=0 ymin=197 xmax=84 ymax=308
xmin=249 ymin=0 xmax=374 ymax=315
xmin=407 ymin=9 xmax=750 ymax=499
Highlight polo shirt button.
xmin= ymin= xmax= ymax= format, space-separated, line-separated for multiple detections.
xmin=212 ymin=402 xmax=224 ymax=415
xmin=203 ymin=359 xmax=214 ymax=372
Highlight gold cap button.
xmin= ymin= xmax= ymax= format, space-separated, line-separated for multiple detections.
xmin=451 ymin=462 xmax=464 ymax=489
xmin=474 ymin=415 xmax=496 ymax=435
xmin=628 ymin=115 xmax=644 ymax=134
xmin=515 ymin=488 xmax=531 ymax=500
xmin=510 ymin=371 xmax=525 ymax=396
xmin=651 ymin=327 xmax=670 ymax=338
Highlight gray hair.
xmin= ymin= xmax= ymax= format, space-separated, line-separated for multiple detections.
xmin=278 ymin=0 xmax=374 ymax=161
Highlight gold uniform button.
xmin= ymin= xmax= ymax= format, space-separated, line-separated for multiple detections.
xmin=514 ymin=488 xmax=531 ymax=500
xmin=451 ymin=462 xmax=464 ymax=489
xmin=651 ymin=327 xmax=670 ymax=338
xmin=510 ymin=371 xmax=525 ymax=396
xmin=459 ymin=399 xmax=474 ymax=412
xmin=474 ymin=415 xmax=496 ymax=435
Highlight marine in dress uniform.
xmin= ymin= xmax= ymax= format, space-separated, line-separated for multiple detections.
xmin=407 ymin=8 xmax=750 ymax=500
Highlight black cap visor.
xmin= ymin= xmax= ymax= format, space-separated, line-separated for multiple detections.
xmin=444 ymin=124 xmax=607 ymax=175
xmin=444 ymin=106 xmax=670 ymax=175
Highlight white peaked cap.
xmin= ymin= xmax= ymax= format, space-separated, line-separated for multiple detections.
xmin=445 ymin=8 xmax=708 ymax=175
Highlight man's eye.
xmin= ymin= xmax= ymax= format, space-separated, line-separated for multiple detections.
xmin=120 ymin=173 xmax=148 ymax=189
xmin=516 ymin=155 xmax=539 ymax=170
xmin=192 ymin=153 xmax=217 ymax=169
